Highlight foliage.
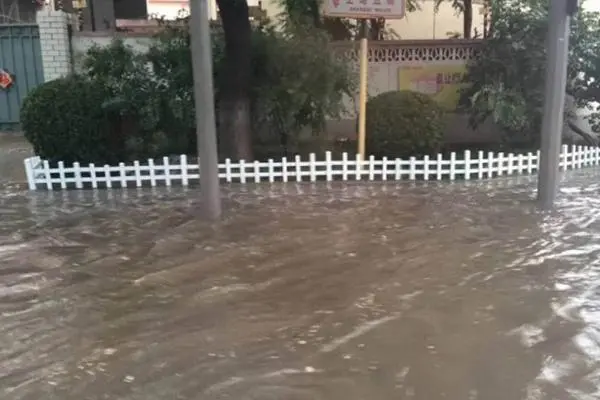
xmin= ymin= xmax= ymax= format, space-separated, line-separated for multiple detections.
xmin=366 ymin=91 xmax=445 ymax=158
xmin=435 ymin=0 xmax=474 ymax=38
xmin=20 ymin=76 xmax=120 ymax=164
xmin=251 ymin=23 xmax=356 ymax=154
xmin=75 ymin=17 xmax=354 ymax=160
xmin=462 ymin=0 xmax=600 ymax=145
xmin=82 ymin=38 xmax=194 ymax=159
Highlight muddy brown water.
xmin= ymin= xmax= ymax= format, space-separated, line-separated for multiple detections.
xmin=3 ymin=135 xmax=600 ymax=399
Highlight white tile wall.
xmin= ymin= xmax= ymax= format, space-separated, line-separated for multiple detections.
xmin=37 ymin=9 xmax=72 ymax=82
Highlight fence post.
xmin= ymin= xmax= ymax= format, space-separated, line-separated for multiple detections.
xmin=24 ymin=158 xmax=36 ymax=190
xmin=368 ymin=155 xmax=375 ymax=181
xmin=148 ymin=159 xmax=156 ymax=187
xmin=90 ymin=163 xmax=97 ymax=189
xmin=381 ymin=156 xmax=388 ymax=181
xmin=120 ymin=162 xmax=127 ymax=188
xmin=240 ymin=160 xmax=247 ymax=184
xmin=507 ymin=153 xmax=514 ymax=175
xmin=488 ymin=151 xmax=495 ymax=178
xmin=43 ymin=160 xmax=53 ymax=190
xmin=309 ymin=153 xmax=317 ymax=182
xmin=133 ymin=161 xmax=142 ymax=187
xmin=477 ymin=151 xmax=484 ymax=179
xmin=325 ymin=152 xmax=333 ymax=181
xmin=409 ymin=157 xmax=416 ymax=180
xmin=104 ymin=164 xmax=112 ymax=188
xmin=74 ymin=162 xmax=83 ymax=189
xmin=464 ymin=150 xmax=471 ymax=180
xmin=282 ymin=156 xmax=289 ymax=183
xmin=449 ymin=152 xmax=456 ymax=181
xmin=562 ymin=145 xmax=569 ymax=170
xmin=295 ymin=155 xmax=302 ymax=182
xmin=497 ymin=153 xmax=504 ymax=177
xmin=342 ymin=152 xmax=348 ymax=181
xmin=163 ymin=157 xmax=171 ymax=187
xmin=58 ymin=161 xmax=66 ymax=189
xmin=423 ymin=155 xmax=430 ymax=181
xmin=252 ymin=161 xmax=260 ymax=182
xmin=436 ymin=153 xmax=443 ymax=180
xmin=268 ymin=159 xmax=275 ymax=183
xmin=181 ymin=155 xmax=189 ymax=186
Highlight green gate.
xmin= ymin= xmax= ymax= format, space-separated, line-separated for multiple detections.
xmin=0 ymin=24 xmax=44 ymax=131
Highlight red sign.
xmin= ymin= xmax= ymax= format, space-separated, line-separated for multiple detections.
xmin=0 ymin=69 xmax=14 ymax=90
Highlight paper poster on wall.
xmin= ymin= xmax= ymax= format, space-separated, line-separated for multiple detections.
xmin=398 ymin=64 xmax=468 ymax=110
xmin=0 ymin=69 xmax=14 ymax=90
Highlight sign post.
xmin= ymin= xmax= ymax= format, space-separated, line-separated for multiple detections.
xmin=189 ymin=0 xmax=222 ymax=219
xmin=321 ymin=0 xmax=406 ymax=160
xmin=537 ymin=0 xmax=576 ymax=209
xmin=358 ymin=25 xmax=368 ymax=159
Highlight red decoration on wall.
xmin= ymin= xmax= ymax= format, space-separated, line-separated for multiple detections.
xmin=0 ymin=69 xmax=14 ymax=90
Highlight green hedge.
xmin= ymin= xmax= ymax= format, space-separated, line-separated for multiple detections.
xmin=366 ymin=90 xmax=445 ymax=158
xmin=21 ymin=76 xmax=123 ymax=164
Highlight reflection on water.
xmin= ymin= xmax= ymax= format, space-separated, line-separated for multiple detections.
xmin=3 ymin=165 xmax=600 ymax=399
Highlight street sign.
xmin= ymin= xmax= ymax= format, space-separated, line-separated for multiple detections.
xmin=321 ymin=0 xmax=406 ymax=19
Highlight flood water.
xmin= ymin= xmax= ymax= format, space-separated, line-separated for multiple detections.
xmin=3 ymin=137 xmax=600 ymax=399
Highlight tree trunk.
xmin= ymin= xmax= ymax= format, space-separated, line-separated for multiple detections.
xmin=369 ymin=18 xmax=385 ymax=40
xmin=463 ymin=0 xmax=473 ymax=38
xmin=215 ymin=0 xmax=254 ymax=161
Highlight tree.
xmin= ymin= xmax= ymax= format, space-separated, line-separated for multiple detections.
xmin=462 ymin=0 xmax=600 ymax=146
xmin=435 ymin=0 xmax=473 ymax=39
xmin=73 ymin=12 xmax=355 ymax=161
xmin=215 ymin=0 xmax=254 ymax=160
xmin=251 ymin=23 xmax=355 ymax=155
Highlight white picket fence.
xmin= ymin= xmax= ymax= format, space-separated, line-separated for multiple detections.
xmin=23 ymin=145 xmax=600 ymax=191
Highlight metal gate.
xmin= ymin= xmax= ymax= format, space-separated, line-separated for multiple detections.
xmin=0 ymin=24 xmax=43 ymax=131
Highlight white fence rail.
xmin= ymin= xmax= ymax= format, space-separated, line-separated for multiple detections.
xmin=23 ymin=145 xmax=600 ymax=190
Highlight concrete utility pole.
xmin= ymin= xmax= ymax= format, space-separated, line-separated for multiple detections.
xmin=189 ymin=0 xmax=222 ymax=219
xmin=537 ymin=0 xmax=575 ymax=209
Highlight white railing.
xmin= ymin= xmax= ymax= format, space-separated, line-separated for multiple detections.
xmin=23 ymin=145 xmax=600 ymax=190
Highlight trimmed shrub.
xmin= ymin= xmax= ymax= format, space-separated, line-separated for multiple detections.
xmin=21 ymin=76 xmax=122 ymax=164
xmin=365 ymin=90 xmax=445 ymax=158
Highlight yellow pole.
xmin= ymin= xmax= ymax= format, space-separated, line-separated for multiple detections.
xmin=357 ymin=35 xmax=368 ymax=160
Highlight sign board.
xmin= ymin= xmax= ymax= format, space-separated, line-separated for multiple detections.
xmin=398 ymin=64 xmax=469 ymax=110
xmin=72 ymin=0 xmax=87 ymax=9
xmin=321 ymin=0 xmax=406 ymax=19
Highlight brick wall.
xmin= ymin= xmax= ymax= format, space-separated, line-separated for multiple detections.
xmin=36 ymin=10 xmax=72 ymax=82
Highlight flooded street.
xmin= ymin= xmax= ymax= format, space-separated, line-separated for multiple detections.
xmin=3 ymin=136 xmax=600 ymax=399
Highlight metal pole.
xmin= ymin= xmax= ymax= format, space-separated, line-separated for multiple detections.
xmin=357 ymin=19 xmax=368 ymax=160
xmin=189 ymin=0 xmax=222 ymax=219
xmin=537 ymin=0 xmax=571 ymax=209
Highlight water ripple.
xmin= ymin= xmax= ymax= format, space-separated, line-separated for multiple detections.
xmin=2 ymin=173 xmax=600 ymax=399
